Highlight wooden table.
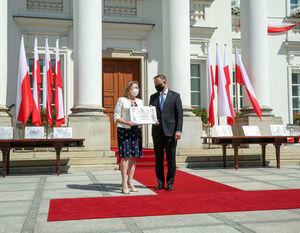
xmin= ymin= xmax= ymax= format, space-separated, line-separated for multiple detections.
xmin=208 ymin=136 xmax=299 ymax=170
xmin=0 ymin=139 xmax=84 ymax=177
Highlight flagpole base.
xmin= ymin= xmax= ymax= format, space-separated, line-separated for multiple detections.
xmin=68 ymin=105 xmax=111 ymax=151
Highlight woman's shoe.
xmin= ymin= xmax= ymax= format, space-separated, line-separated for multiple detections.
xmin=128 ymin=182 xmax=138 ymax=192
xmin=129 ymin=186 xmax=138 ymax=192
xmin=122 ymin=188 xmax=130 ymax=194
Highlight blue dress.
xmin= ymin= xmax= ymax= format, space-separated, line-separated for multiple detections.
xmin=117 ymin=125 xmax=143 ymax=158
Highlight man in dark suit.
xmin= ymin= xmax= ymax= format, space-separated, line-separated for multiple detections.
xmin=149 ymin=74 xmax=183 ymax=191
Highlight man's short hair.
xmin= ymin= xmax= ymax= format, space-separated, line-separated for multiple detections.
xmin=154 ymin=74 xmax=167 ymax=83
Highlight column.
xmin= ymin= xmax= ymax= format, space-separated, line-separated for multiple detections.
xmin=234 ymin=0 xmax=283 ymax=137
xmin=70 ymin=0 xmax=111 ymax=151
xmin=162 ymin=0 xmax=191 ymax=107
xmin=162 ymin=0 xmax=203 ymax=150
xmin=73 ymin=0 xmax=103 ymax=111
xmin=240 ymin=0 xmax=270 ymax=109
xmin=0 ymin=0 xmax=11 ymax=126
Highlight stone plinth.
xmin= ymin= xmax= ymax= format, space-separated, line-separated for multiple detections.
xmin=232 ymin=106 xmax=283 ymax=136
xmin=68 ymin=105 xmax=111 ymax=151
xmin=177 ymin=106 xmax=203 ymax=150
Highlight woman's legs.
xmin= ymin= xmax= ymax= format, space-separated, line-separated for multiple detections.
xmin=128 ymin=157 xmax=137 ymax=190
xmin=120 ymin=158 xmax=129 ymax=192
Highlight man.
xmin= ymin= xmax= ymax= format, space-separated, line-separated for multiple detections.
xmin=149 ymin=74 xmax=183 ymax=191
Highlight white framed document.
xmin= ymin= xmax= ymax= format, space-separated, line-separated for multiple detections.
xmin=25 ymin=127 xmax=45 ymax=139
xmin=130 ymin=106 xmax=158 ymax=124
xmin=53 ymin=127 xmax=72 ymax=139
xmin=242 ymin=126 xmax=261 ymax=136
xmin=0 ymin=127 xmax=13 ymax=139
xmin=270 ymin=125 xmax=288 ymax=136
xmin=213 ymin=125 xmax=233 ymax=137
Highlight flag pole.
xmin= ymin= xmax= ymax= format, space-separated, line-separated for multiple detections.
xmin=236 ymin=78 xmax=239 ymax=120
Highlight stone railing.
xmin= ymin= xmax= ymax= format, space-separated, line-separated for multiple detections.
xmin=26 ymin=0 xmax=63 ymax=11
xmin=103 ymin=0 xmax=137 ymax=17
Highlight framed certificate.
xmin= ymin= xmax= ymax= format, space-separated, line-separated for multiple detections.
xmin=130 ymin=106 xmax=158 ymax=124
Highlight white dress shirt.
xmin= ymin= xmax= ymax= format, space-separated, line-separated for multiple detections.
xmin=114 ymin=97 xmax=143 ymax=128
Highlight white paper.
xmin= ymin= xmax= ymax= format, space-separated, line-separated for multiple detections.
xmin=242 ymin=126 xmax=261 ymax=136
xmin=270 ymin=125 xmax=288 ymax=136
xmin=53 ymin=127 xmax=72 ymax=139
xmin=130 ymin=106 xmax=158 ymax=124
xmin=24 ymin=127 xmax=45 ymax=139
xmin=0 ymin=127 xmax=13 ymax=139
xmin=212 ymin=125 xmax=233 ymax=137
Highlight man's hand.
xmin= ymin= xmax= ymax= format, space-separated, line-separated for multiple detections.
xmin=154 ymin=121 xmax=160 ymax=126
xmin=175 ymin=131 xmax=182 ymax=141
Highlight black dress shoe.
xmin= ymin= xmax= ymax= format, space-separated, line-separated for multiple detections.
xmin=154 ymin=185 xmax=164 ymax=190
xmin=166 ymin=185 xmax=173 ymax=191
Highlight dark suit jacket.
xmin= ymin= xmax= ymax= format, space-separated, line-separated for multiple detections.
xmin=149 ymin=90 xmax=183 ymax=137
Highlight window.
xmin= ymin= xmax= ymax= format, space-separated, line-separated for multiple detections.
xmin=232 ymin=71 xmax=243 ymax=111
xmin=26 ymin=0 xmax=63 ymax=11
xmin=291 ymin=0 xmax=300 ymax=11
xmin=190 ymin=64 xmax=201 ymax=107
xmin=28 ymin=57 xmax=63 ymax=110
xmin=231 ymin=0 xmax=240 ymax=7
xmin=292 ymin=73 xmax=300 ymax=114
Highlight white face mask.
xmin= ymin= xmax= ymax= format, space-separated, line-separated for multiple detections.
xmin=131 ymin=88 xmax=139 ymax=97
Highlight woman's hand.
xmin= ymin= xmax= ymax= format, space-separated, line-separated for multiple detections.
xmin=127 ymin=121 xmax=137 ymax=127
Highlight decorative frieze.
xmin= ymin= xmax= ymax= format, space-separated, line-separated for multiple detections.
xmin=104 ymin=0 xmax=137 ymax=17
xmin=190 ymin=0 xmax=213 ymax=26
xmin=26 ymin=0 xmax=63 ymax=11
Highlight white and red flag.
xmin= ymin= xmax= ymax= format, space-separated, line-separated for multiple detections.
xmin=235 ymin=47 xmax=262 ymax=120
xmin=54 ymin=38 xmax=65 ymax=127
xmin=206 ymin=45 xmax=215 ymax=127
xmin=16 ymin=37 xmax=33 ymax=125
xmin=215 ymin=44 xmax=232 ymax=121
xmin=268 ymin=21 xmax=299 ymax=33
xmin=32 ymin=37 xmax=42 ymax=126
xmin=45 ymin=38 xmax=53 ymax=127
xmin=223 ymin=45 xmax=235 ymax=125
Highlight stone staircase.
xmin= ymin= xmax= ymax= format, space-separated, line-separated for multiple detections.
xmin=1 ymin=144 xmax=299 ymax=175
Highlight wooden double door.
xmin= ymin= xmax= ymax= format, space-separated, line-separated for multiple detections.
xmin=102 ymin=58 xmax=141 ymax=148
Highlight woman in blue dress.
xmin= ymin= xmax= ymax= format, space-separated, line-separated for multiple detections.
xmin=114 ymin=81 xmax=143 ymax=194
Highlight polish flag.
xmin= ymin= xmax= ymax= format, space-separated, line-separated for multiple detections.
xmin=235 ymin=47 xmax=262 ymax=120
xmin=16 ymin=37 xmax=33 ymax=125
xmin=223 ymin=45 xmax=235 ymax=125
xmin=31 ymin=37 xmax=42 ymax=126
xmin=206 ymin=45 xmax=215 ymax=127
xmin=45 ymin=38 xmax=53 ymax=127
xmin=215 ymin=44 xmax=232 ymax=120
xmin=54 ymin=38 xmax=65 ymax=127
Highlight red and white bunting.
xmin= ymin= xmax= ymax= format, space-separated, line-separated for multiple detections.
xmin=45 ymin=38 xmax=53 ymax=127
xmin=215 ymin=44 xmax=232 ymax=120
xmin=54 ymin=38 xmax=65 ymax=127
xmin=16 ymin=37 xmax=33 ymax=125
xmin=206 ymin=45 xmax=215 ymax=127
xmin=223 ymin=45 xmax=235 ymax=125
xmin=32 ymin=37 xmax=42 ymax=126
xmin=268 ymin=22 xmax=298 ymax=33
xmin=235 ymin=47 xmax=262 ymax=120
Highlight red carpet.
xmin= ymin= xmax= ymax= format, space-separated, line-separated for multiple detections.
xmin=48 ymin=169 xmax=300 ymax=221
xmin=112 ymin=148 xmax=167 ymax=169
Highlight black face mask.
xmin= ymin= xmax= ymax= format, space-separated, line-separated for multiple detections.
xmin=155 ymin=83 xmax=164 ymax=92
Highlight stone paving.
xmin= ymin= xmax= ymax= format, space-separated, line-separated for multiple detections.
xmin=0 ymin=165 xmax=300 ymax=233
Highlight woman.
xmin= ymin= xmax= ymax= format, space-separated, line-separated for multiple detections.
xmin=114 ymin=81 xmax=143 ymax=194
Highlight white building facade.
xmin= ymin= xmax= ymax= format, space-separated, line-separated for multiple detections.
xmin=1 ymin=0 xmax=300 ymax=150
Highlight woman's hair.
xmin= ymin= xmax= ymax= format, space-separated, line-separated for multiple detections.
xmin=124 ymin=81 xmax=139 ymax=97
